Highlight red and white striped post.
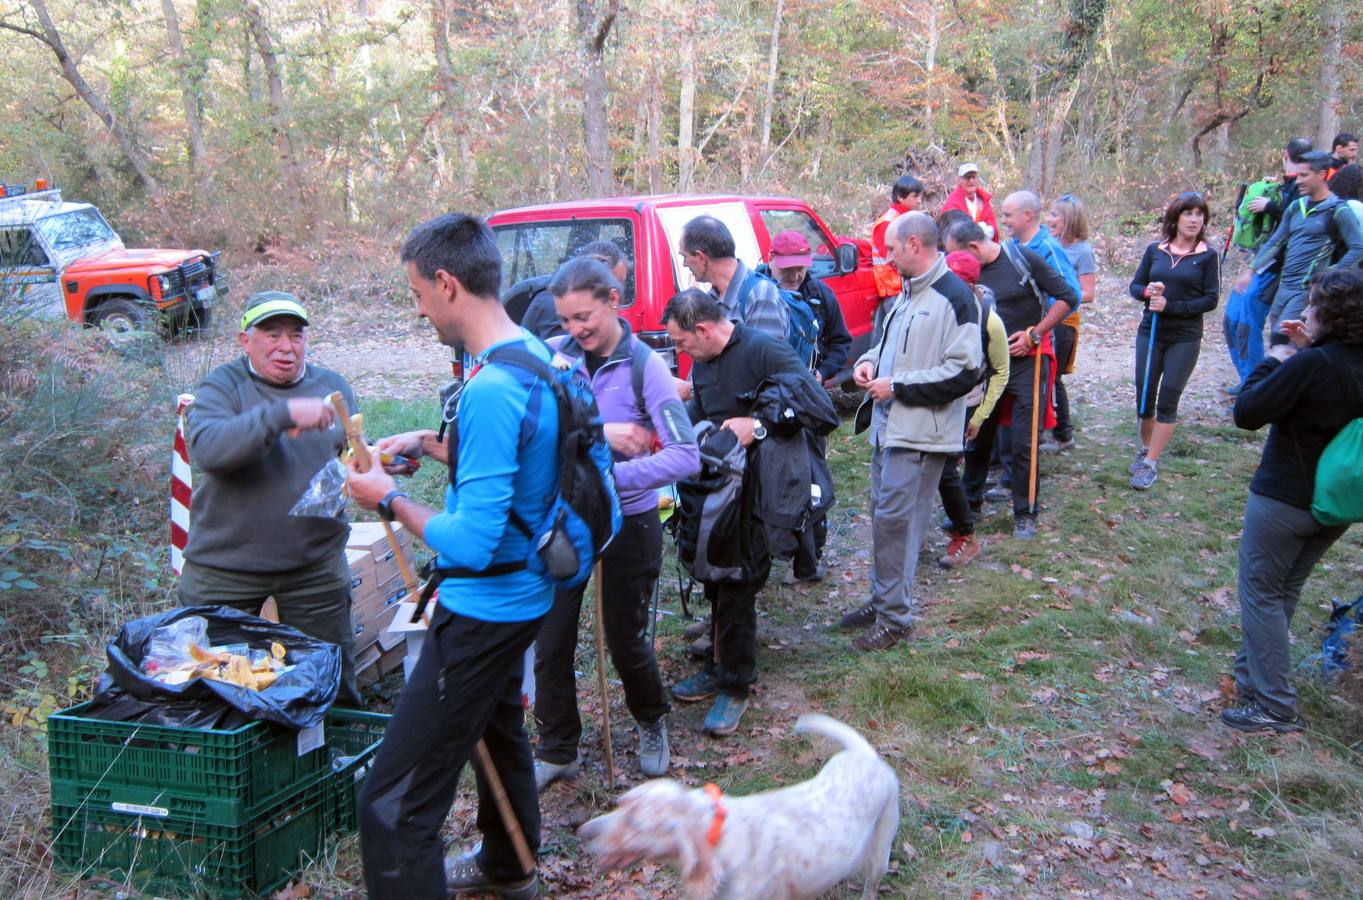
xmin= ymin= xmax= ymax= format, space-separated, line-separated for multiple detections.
xmin=170 ymin=393 xmax=194 ymax=575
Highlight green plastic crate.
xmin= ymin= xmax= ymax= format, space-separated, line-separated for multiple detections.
xmin=324 ymin=709 xmax=389 ymax=832
xmin=48 ymin=702 xmax=330 ymax=811
xmin=51 ymin=771 xmax=332 ymax=898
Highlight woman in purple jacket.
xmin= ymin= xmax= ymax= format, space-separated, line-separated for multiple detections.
xmin=531 ymin=257 xmax=700 ymax=789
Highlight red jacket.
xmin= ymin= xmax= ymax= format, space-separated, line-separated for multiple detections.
xmin=940 ymin=185 xmax=998 ymax=239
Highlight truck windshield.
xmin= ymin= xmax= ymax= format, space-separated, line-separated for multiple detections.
xmin=36 ymin=208 xmax=117 ymax=252
xmin=492 ymin=218 xmax=635 ymax=306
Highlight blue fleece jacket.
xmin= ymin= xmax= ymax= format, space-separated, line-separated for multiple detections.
xmin=425 ymin=332 xmax=558 ymax=622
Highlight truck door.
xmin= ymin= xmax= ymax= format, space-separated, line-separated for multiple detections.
xmin=754 ymin=205 xmax=879 ymax=361
xmin=0 ymin=225 xmax=62 ymax=318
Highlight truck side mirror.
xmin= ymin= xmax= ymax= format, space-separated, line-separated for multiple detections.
xmin=836 ymin=242 xmax=857 ymax=275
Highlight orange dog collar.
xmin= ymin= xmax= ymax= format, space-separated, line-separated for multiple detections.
xmin=703 ymin=783 xmax=726 ymax=847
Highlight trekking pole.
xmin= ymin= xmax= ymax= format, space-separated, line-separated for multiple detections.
xmin=591 ymin=561 xmax=616 ymax=790
xmin=1028 ymin=346 xmax=1042 ymax=514
xmin=331 ymin=393 xmax=427 ymax=624
xmin=1138 ymin=315 xmax=1159 ymax=418
xmin=332 ymin=391 xmax=536 ymax=876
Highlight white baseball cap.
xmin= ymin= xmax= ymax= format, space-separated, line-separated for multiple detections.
xmin=958 ymin=163 xmax=981 ymax=177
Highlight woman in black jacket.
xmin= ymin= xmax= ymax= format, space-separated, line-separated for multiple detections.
xmin=1127 ymin=193 xmax=1220 ymax=490
xmin=1222 ymin=268 xmax=1363 ymax=733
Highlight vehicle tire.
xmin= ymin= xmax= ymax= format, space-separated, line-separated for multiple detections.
xmin=88 ymin=298 xmax=150 ymax=343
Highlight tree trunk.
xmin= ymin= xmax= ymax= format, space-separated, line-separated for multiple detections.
xmin=577 ymin=0 xmax=618 ymax=197
xmin=160 ymin=0 xmax=209 ymax=175
xmin=646 ymin=55 xmax=663 ymax=193
xmin=758 ymin=0 xmax=783 ymax=159
xmin=807 ymin=110 xmax=830 ymax=179
xmin=923 ymin=0 xmax=938 ymax=147
xmin=1317 ymin=2 xmax=1342 ymax=148
xmin=431 ymin=0 xmax=464 ymax=193
xmin=740 ymin=97 xmax=755 ymax=187
xmin=677 ymin=21 xmax=697 ymax=191
xmin=5 ymin=0 xmax=162 ymax=199
xmin=241 ymin=0 xmax=305 ymax=226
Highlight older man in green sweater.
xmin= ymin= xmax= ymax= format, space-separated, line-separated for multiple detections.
xmin=179 ymin=291 xmax=362 ymax=706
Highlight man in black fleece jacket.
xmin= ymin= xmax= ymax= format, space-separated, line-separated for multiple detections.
xmin=944 ymin=219 xmax=1077 ymax=538
xmin=180 ymin=291 xmax=362 ymax=706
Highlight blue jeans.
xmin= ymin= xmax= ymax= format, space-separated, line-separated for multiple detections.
xmin=1223 ymin=269 xmax=1276 ymax=385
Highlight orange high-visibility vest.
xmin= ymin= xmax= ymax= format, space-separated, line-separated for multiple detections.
xmin=871 ymin=206 xmax=903 ymax=298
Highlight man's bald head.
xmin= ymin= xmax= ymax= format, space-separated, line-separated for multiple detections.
xmin=890 ymin=211 xmax=939 ymax=247
xmin=887 ymin=211 xmax=941 ymax=279
xmin=1001 ymin=190 xmax=1042 ymax=242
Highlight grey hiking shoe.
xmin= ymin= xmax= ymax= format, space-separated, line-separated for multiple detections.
xmin=1012 ymin=514 xmax=1037 ymax=540
xmin=687 ymin=633 xmax=713 ymax=659
xmin=1128 ymin=447 xmax=1149 ymax=475
xmin=1220 ymin=700 xmax=1305 ymax=734
xmin=637 ymin=717 xmax=670 ymax=777
xmin=444 ymin=851 xmax=537 ymax=898
xmin=532 ymin=756 xmax=580 ymax=793
xmin=1130 ymin=460 xmax=1158 ymax=490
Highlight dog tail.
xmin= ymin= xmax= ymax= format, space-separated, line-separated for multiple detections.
xmin=794 ymin=713 xmax=877 ymax=756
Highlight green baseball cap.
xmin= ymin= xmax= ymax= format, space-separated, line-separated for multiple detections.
xmin=241 ymin=291 xmax=309 ymax=331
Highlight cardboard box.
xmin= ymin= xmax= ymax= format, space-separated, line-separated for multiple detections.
xmin=355 ymin=642 xmax=382 ymax=687
xmin=346 ymin=548 xmax=376 ymax=595
xmin=346 ymin=515 xmax=408 ymax=567
xmin=377 ymin=644 xmax=406 ymax=677
xmin=354 ymin=600 xmax=403 ymax=651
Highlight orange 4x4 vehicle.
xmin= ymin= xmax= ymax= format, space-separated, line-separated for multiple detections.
xmin=0 ymin=180 xmax=225 ymax=337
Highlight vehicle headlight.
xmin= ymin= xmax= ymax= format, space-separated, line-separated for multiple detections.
xmin=158 ymin=274 xmax=175 ymax=294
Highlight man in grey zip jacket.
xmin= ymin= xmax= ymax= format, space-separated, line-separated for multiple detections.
xmin=1253 ymin=150 xmax=1363 ymax=343
xmin=841 ymin=212 xmax=982 ymax=652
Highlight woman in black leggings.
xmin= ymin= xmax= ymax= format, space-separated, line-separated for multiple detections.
xmin=1127 ymin=192 xmax=1220 ymax=490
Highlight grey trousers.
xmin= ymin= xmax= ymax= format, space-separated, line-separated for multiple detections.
xmin=1232 ymin=491 xmax=1348 ymax=719
xmin=870 ymin=446 xmax=947 ymax=629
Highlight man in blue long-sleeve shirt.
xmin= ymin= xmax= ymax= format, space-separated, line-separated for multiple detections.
xmin=348 ymin=213 xmax=554 ymax=900
xmin=1252 ymin=151 xmax=1363 ymax=344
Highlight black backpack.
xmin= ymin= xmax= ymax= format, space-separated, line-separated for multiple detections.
xmin=502 ymin=274 xmax=552 ymax=326
xmin=412 ymin=344 xmax=622 ymax=621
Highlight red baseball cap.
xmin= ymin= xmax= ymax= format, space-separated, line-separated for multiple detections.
xmin=769 ymin=230 xmax=813 ymax=268
xmin=945 ymin=250 xmax=981 ymax=286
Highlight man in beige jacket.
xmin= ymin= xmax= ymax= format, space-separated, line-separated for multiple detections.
xmin=841 ymin=212 xmax=982 ymax=652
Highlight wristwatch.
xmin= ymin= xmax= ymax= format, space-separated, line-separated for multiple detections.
xmin=752 ymin=418 xmax=768 ymax=440
xmin=377 ymin=490 xmax=410 ymax=522
xmin=1027 ymin=328 xmax=1042 ymax=348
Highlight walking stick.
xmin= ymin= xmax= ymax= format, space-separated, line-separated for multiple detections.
xmin=1138 ymin=314 xmax=1159 ymax=418
xmin=592 ymin=561 xmax=616 ymax=790
xmin=332 ymin=392 xmax=536 ymax=876
xmin=1028 ymin=345 xmax=1042 ymax=514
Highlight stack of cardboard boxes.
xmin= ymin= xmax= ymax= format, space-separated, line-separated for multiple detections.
xmin=347 ymin=521 xmax=416 ymax=686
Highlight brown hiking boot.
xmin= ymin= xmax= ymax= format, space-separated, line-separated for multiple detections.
xmin=939 ymin=532 xmax=980 ymax=569
xmin=682 ymin=617 xmax=710 ymax=639
xmin=851 ymin=622 xmax=912 ymax=653
xmin=837 ymin=602 xmax=876 ymax=631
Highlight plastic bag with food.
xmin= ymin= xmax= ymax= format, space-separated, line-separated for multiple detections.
xmin=102 ymin=605 xmax=340 ymax=729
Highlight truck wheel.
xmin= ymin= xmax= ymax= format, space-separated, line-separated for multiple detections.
xmin=89 ymin=299 xmax=149 ymax=343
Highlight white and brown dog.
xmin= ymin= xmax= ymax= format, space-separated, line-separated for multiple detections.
xmin=578 ymin=713 xmax=900 ymax=899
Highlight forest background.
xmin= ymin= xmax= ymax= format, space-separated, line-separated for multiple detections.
xmin=1 ymin=0 xmax=1360 ymax=251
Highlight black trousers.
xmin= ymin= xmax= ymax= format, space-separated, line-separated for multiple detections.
xmin=1051 ymin=322 xmax=1076 ymax=442
xmin=702 ymin=576 xmax=765 ymax=694
xmin=937 ymin=406 xmax=978 ymax=535
xmin=533 ymin=512 xmax=669 ymax=765
xmin=360 ymin=606 xmax=543 ymax=898
xmin=964 ymin=354 xmax=1051 ymax=517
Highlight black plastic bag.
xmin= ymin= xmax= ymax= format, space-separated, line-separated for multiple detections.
xmin=85 ymin=680 xmax=255 ymax=730
xmin=102 ymin=605 xmax=340 ymax=730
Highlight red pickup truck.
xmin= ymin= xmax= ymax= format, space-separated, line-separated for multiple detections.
xmin=487 ymin=194 xmax=878 ymax=377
